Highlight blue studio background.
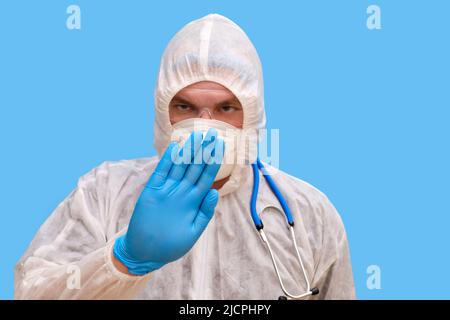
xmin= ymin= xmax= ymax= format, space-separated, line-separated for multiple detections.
xmin=1 ymin=0 xmax=449 ymax=299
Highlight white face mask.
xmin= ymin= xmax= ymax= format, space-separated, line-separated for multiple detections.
xmin=170 ymin=118 xmax=246 ymax=181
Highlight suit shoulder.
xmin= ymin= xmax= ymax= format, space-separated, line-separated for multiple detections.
xmin=77 ymin=157 xmax=159 ymax=187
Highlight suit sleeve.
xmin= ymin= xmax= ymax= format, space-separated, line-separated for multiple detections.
xmin=14 ymin=163 xmax=152 ymax=299
xmin=312 ymin=195 xmax=356 ymax=300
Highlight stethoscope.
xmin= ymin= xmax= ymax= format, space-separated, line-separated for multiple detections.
xmin=250 ymin=158 xmax=320 ymax=300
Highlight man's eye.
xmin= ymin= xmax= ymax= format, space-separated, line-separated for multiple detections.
xmin=219 ymin=105 xmax=236 ymax=113
xmin=175 ymin=104 xmax=192 ymax=111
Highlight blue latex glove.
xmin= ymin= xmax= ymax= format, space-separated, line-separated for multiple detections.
xmin=113 ymin=129 xmax=224 ymax=275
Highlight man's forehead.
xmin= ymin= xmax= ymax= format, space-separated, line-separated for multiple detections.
xmin=181 ymin=81 xmax=231 ymax=92
xmin=173 ymin=81 xmax=240 ymax=105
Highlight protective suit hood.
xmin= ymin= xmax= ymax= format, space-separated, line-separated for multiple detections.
xmin=153 ymin=13 xmax=266 ymax=196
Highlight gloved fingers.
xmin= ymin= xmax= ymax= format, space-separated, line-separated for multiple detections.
xmin=146 ymin=142 xmax=179 ymax=189
xmin=193 ymin=189 xmax=219 ymax=233
xmin=182 ymin=128 xmax=218 ymax=186
xmin=167 ymin=131 xmax=203 ymax=181
xmin=194 ymin=137 xmax=224 ymax=196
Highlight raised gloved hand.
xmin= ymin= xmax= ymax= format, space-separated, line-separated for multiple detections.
xmin=113 ymin=129 xmax=224 ymax=275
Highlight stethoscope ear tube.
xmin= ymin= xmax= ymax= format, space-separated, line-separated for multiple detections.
xmin=278 ymin=288 xmax=320 ymax=300
xmin=256 ymin=159 xmax=295 ymax=226
xmin=250 ymin=161 xmax=263 ymax=228
xmin=311 ymin=287 xmax=320 ymax=295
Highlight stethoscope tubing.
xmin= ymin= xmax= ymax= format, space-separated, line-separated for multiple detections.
xmin=250 ymin=158 xmax=319 ymax=299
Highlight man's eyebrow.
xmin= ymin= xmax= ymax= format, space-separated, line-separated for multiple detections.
xmin=170 ymin=97 xmax=192 ymax=105
xmin=216 ymin=98 xmax=242 ymax=107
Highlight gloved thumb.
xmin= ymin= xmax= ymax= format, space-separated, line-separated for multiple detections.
xmin=193 ymin=189 xmax=219 ymax=234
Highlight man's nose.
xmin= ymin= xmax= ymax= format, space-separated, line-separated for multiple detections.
xmin=198 ymin=108 xmax=213 ymax=119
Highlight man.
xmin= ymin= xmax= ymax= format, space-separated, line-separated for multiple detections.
xmin=15 ymin=14 xmax=355 ymax=299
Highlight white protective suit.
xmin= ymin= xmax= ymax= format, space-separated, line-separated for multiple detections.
xmin=15 ymin=14 xmax=356 ymax=300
